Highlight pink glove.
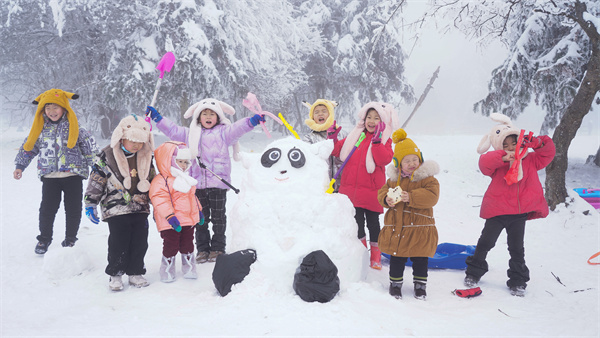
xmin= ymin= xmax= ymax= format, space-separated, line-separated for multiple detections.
xmin=327 ymin=121 xmax=341 ymax=141
xmin=524 ymin=135 xmax=543 ymax=149
xmin=372 ymin=121 xmax=386 ymax=144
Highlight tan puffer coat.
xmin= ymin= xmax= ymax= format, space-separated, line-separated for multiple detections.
xmin=377 ymin=160 xmax=440 ymax=258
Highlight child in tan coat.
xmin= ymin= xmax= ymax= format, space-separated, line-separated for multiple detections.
xmin=377 ymin=129 xmax=440 ymax=300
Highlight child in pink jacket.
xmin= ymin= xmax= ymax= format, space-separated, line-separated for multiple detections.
xmin=150 ymin=141 xmax=204 ymax=282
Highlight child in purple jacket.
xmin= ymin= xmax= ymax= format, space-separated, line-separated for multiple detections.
xmin=146 ymin=99 xmax=263 ymax=263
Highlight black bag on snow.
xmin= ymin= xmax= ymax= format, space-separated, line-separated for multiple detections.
xmin=212 ymin=249 xmax=257 ymax=297
xmin=293 ymin=250 xmax=340 ymax=303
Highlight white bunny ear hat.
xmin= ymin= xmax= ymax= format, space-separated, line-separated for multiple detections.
xmin=183 ymin=98 xmax=241 ymax=161
xmin=477 ymin=113 xmax=521 ymax=154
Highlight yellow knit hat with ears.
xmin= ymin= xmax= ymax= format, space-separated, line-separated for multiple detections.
xmin=391 ymin=128 xmax=423 ymax=168
xmin=303 ymin=99 xmax=337 ymax=132
xmin=24 ymin=89 xmax=80 ymax=151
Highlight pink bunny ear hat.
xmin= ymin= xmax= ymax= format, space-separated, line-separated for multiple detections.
xmin=477 ymin=113 xmax=521 ymax=154
xmin=184 ymin=98 xmax=241 ymax=161
xmin=340 ymin=102 xmax=400 ymax=173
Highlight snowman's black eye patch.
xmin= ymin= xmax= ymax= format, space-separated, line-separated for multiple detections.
xmin=261 ymin=148 xmax=281 ymax=168
xmin=287 ymin=148 xmax=305 ymax=168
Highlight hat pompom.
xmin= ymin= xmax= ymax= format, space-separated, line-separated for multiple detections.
xmin=123 ymin=176 xmax=132 ymax=190
xmin=137 ymin=179 xmax=151 ymax=193
xmin=392 ymin=128 xmax=407 ymax=144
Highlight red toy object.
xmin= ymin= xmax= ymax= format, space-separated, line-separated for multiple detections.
xmin=453 ymin=287 xmax=483 ymax=298
xmin=504 ymin=130 xmax=533 ymax=185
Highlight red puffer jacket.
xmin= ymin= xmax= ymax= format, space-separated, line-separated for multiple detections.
xmin=332 ymin=132 xmax=393 ymax=213
xmin=479 ymin=135 xmax=555 ymax=220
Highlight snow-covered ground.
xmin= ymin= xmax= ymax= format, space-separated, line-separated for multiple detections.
xmin=1 ymin=125 xmax=598 ymax=337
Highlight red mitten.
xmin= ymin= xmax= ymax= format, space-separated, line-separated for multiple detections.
xmin=453 ymin=287 xmax=482 ymax=298
xmin=327 ymin=121 xmax=341 ymax=141
xmin=523 ymin=136 xmax=543 ymax=149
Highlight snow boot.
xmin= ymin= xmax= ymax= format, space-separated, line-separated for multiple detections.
xmin=109 ymin=275 xmax=124 ymax=291
xmin=389 ymin=281 xmax=403 ymax=299
xmin=509 ymin=285 xmax=526 ymax=297
xmin=61 ymin=237 xmax=77 ymax=248
xmin=35 ymin=241 xmax=50 ymax=254
xmin=369 ymin=243 xmax=382 ymax=270
xmin=464 ymin=274 xmax=480 ymax=287
xmin=414 ymin=282 xmax=427 ymax=300
xmin=128 ymin=275 xmax=149 ymax=288
xmin=160 ymin=255 xmax=177 ymax=283
xmin=208 ymin=250 xmax=224 ymax=263
xmin=196 ymin=251 xmax=209 ymax=264
xmin=181 ymin=253 xmax=197 ymax=279
xmin=359 ymin=237 xmax=367 ymax=248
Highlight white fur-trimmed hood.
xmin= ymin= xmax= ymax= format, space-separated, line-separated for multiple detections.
xmin=386 ymin=160 xmax=440 ymax=183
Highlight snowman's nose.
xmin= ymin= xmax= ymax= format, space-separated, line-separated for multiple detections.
xmin=280 ymin=170 xmax=287 ymax=174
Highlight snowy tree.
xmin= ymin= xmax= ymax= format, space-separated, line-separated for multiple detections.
xmin=1 ymin=0 xmax=415 ymax=140
xmin=428 ymin=0 xmax=600 ymax=210
xmin=293 ymin=0 xmax=415 ymax=127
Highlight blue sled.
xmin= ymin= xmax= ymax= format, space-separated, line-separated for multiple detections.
xmin=381 ymin=243 xmax=476 ymax=270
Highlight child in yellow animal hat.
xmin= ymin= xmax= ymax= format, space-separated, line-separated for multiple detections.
xmin=14 ymin=89 xmax=98 ymax=254
xmin=377 ymin=128 xmax=440 ymax=300
xmin=301 ymin=99 xmax=346 ymax=192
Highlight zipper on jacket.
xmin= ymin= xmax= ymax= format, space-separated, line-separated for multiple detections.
xmin=517 ymin=181 xmax=521 ymax=214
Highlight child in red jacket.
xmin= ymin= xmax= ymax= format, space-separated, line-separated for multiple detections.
xmin=330 ymin=102 xmax=399 ymax=269
xmin=464 ymin=113 xmax=555 ymax=297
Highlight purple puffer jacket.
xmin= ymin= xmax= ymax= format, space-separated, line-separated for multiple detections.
xmin=156 ymin=117 xmax=253 ymax=190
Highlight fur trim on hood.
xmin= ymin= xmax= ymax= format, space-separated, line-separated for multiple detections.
xmin=386 ymin=160 xmax=440 ymax=183
xmin=110 ymin=114 xmax=154 ymax=192
xmin=183 ymin=98 xmax=241 ymax=161
xmin=341 ymin=102 xmax=400 ymax=173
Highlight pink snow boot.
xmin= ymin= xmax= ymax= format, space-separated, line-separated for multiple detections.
xmin=359 ymin=237 xmax=367 ymax=248
xmin=181 ymin=252 xmax=197 ymax=279
xmin=370 ymin=242 xmax=382 ymax=270
xmin=160 ymin=255 xmax=176 ymax=283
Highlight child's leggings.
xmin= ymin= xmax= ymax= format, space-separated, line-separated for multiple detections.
xmin=354 ymin=207 xmax=380 ymax=242
xmin=160 ymin=226 xmax=194 ymax=257
xmin=465 ymin=213 xmax=529 ymax=287
xmin=38 ymin=176 xmax=83 ymax=243
xmin=105 ymin=213 xmax=149 ymax=276
xmin=389 ymin=256 xmax=428 ymax=283
xmin=195 ymin=188 xmax=227 ymax=252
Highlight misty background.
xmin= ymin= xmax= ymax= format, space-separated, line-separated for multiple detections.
xmin=0 ymin=0 xmax=598 ymax=139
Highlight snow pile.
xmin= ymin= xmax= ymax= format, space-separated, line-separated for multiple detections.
xmin=42 ymin=246 xmax=95 ymax=280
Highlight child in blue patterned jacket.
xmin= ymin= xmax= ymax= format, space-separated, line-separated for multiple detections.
xmin=13 ymin=89 xmax=98 ymax=254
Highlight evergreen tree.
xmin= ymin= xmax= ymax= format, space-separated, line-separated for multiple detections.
xmin=430 ymin=0 xmax=600 ymax=209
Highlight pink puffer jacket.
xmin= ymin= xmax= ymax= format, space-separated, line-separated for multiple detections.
xmin=150 ymin=141 xmax=202 ymax=232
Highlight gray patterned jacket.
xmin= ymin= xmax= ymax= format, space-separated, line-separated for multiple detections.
xmin=14 ymin=115 xmax=98 ymax=179
xmin=302 ymin=129 xmax=347 ymax=192
xmin=84 ymin=146 xmax=156 ymax=221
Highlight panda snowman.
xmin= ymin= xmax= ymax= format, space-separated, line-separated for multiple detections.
xmin=230 ymin=137 xmax=368 ymax=291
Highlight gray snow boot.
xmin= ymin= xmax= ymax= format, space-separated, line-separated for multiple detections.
xmin=389 ymin=281 xmax=403 ymax=299
xmin=181 ymin=253 xmax=197 ymax=279
xmin=160 ymin=255 xmax=177 ymax=283
xmin=414 ymin=282 xmax=427 ymax=300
